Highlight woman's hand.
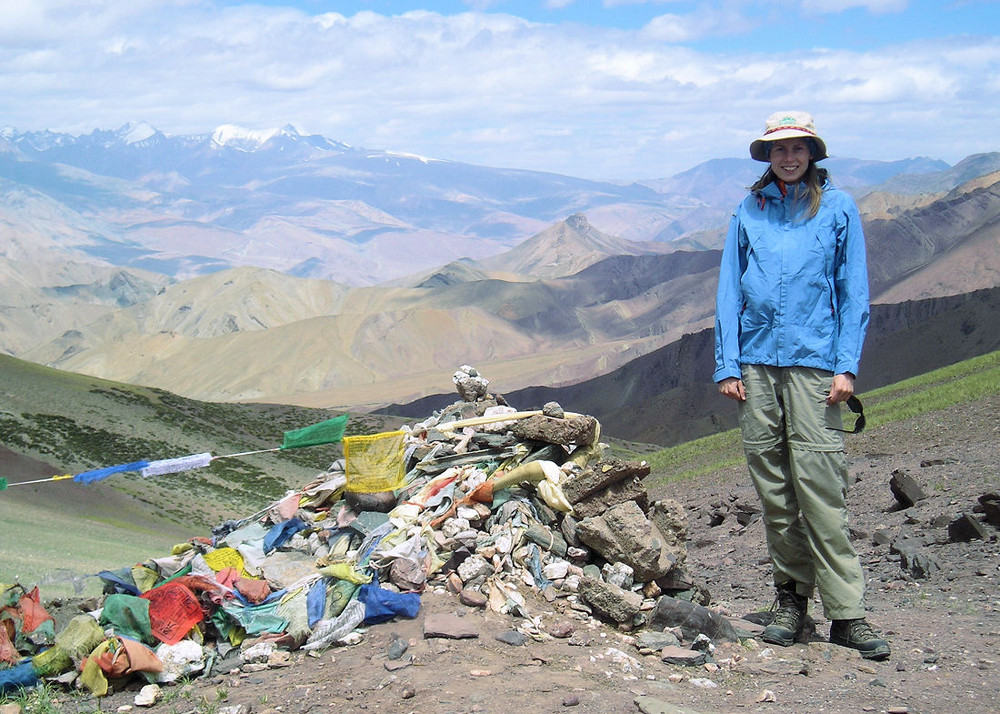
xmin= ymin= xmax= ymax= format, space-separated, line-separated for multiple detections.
xmin=827 ymin=373 xmax=856 ymax=405
xmin=718 ymin=377 xmax=746 ymax=401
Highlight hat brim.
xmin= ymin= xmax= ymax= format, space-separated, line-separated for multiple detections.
xmin=750 ymin=130 xmax=828 ymax=162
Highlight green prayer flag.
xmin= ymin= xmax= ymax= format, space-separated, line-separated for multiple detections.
xmin=280 ymin=414 xmax=349 ymax=450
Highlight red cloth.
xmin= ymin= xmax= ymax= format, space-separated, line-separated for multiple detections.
xmin=141 ymin=582 xmax=204 ymax=645
xmin=91 ymin=636 xmax=163 ymax=677
xmin=215 ymin=567 xmax=240 ymax=588
xmin=0 ymin=621 xmax=17 ymax=665
xmin=234 ymin=578 xmax=272 ymax=604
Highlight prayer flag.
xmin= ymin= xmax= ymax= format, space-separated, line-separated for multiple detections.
xmin=141 ymin=453 xmax=213 ymax=478
xmin=279 ymin=414 xmax=349 ymax=450
xmin=74 ymin=461 xmax=150 ymax=484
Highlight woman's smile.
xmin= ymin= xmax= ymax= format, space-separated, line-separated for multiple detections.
xmin=769 ymin=137 xmax=812 ymax=183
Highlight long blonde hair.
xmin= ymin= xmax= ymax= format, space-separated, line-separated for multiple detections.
xmin=750 ymin=163 xmax=829 ymax=220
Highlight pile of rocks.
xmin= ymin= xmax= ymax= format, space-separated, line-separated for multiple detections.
xmin=329 ymin=365 xmax=705 ymax=632
xmin=4 ymin=366 xmax=739 ymax=698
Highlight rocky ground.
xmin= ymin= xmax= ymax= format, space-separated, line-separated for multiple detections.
xmin=27 ymin=393 xmax=1000 ymax=714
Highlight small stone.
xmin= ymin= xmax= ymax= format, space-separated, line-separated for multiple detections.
xmin=268 ymin=650 xmax=293 ymax=667
xmin=495 ymin=630 xmax=528 ymax=646
xmin=459 ymin=588 xmax=488 ymax=608
xmin=542 ymin=401 xmax=565 ymax=419
xmin=134 ymin=684 xmax=162 ymax=707
xmin=978 ymin=493 xmax=1000 ymax=528
xmin=660 ymin=645 xmax=708 ymax=666
xmin=546 ymin=621 xmax=576 ymax=639
xmin=384 ymin=656 xmax=413 ymax=671
xmin=544 ymin=560 xmax=570 ymax=580
xmin=889 ymin=470 xmax=926 ymax=508
xmin=561 ymin=694 xmax=580 ymax=707
xmin=388 ymin=635 xmax=409 ymax=660
xmin=948 ymin=513 xmax=989 ymax=542
xmin=689 ymin=677 xmax=718 ymax=689
xmin=401 ymin=684 xmax=417 ymax=699
xmin=757 ymin=689 xmax=776 ymax=702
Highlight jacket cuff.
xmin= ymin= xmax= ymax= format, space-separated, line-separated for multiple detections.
xmin=713 ymin=367 xmax=742 ymax=383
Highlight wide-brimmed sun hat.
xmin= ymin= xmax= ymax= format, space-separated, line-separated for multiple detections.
xmin=749 ymin=110 xmax=828 ymax=162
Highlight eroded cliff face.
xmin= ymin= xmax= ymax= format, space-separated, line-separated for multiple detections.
xmin=491 ymin=287 xmax=1000 ymax=447
xmin=866 ymin=175 xmax=1000 ymax=297
xmin=859 ymin=287 xmax=1000 ymax=389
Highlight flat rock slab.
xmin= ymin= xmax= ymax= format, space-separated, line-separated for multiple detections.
xmin=634 ymin=695 xmax=707 ymax=714
xmin=659 ymin=645 xmax=707 ymax=666
xmin=423 ymin=613 xmax=480 ymax=639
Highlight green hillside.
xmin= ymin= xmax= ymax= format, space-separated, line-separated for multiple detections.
xmin=0 ymin=354 xmax=398 ymax=598
xmin=642 ymin=349 xmax=1000 ymax=484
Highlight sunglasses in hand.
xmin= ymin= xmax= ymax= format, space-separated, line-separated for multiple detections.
xmin=827 ymin=395 xmax=865 ymax=434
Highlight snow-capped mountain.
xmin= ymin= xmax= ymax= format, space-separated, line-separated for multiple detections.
xmin=0 ymin=122 xmax=678 ymax=284
xmin=0 ymin=122 xmax=967 ymax=287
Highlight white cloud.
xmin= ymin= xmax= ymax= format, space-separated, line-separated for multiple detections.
xmin=641 ymin=14 xmax=694 ymax=43
xmin=801 ymin=0 xmax=908 ymax=14
xmin=0 ymin=2 xmax=996 ymax=179
xmin=640 ymin=4 xmax=757 ymax=44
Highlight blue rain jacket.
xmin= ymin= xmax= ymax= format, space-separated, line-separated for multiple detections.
xmin=713 ymin=179 xmax=870 ymax=383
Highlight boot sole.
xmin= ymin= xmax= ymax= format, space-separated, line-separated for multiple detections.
xmin=761 ymin=626 xmax=800 ymax=647
xmin=829 ymin=636 xmax=891 ymax=660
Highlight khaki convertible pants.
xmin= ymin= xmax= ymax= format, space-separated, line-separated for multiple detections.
xmin=739 ymin=365 xmax=866 ymax=620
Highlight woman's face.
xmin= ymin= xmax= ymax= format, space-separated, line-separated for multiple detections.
xmin=768 ymin=138 xmax=812 ymax=183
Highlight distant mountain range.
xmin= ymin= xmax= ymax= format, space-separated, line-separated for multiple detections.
xmin=2 ymin=123 xmax=999 ymax=427
xmin=4 ymin=122 xmax=989 ymax=285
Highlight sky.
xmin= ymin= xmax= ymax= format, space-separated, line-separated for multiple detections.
xmin=0 ymin=0 xmax=998 ymax=180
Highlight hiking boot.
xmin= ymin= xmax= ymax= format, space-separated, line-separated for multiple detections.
xmin=761 ymin=582 xmax=808 ymax=647
xmin=829 ymin=618 xmax=891 ymax=660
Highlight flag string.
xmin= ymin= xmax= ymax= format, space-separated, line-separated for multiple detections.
xmin=0 ymin=415 xmax=347 ymax=491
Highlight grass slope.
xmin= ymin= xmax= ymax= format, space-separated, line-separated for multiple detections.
xmin=639 ymin=348 xmax=1000 ymax=484
xmin=0 ymin=354 xmax=398 ymax=597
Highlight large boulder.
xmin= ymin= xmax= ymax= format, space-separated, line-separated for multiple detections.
xmin=576 ymin=501 xmax=675 ymax=582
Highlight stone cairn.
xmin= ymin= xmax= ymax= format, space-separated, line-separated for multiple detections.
xmin=341 ymin=365 xmax=729 ymax=643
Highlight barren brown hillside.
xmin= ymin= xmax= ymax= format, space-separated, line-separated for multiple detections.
xmin=3 ymin=167 xmax=999 ymax=415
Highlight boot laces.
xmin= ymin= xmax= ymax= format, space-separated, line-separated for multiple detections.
xmin=844 ymin=619 xmax=879 ymax=642
xmin=771 ymin=588 xmax=806 ymax=630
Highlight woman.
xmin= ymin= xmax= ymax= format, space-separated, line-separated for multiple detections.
xmin=713 ymin=111 xmax=890 ymax=660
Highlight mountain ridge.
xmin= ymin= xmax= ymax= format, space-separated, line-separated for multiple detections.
xmin=8 ymin=169 xmax=997 ymax=409
xmin=386 ymin=287 xmax=1000 ymax=447
xmin=3 ymin=123 xmax=991 ymax=286
xmin=2 ymin=124 xmax=999 ymax=414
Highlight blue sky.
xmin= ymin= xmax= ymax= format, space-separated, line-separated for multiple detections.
xmin=1 ymin=0 xmax=998 ymax=179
